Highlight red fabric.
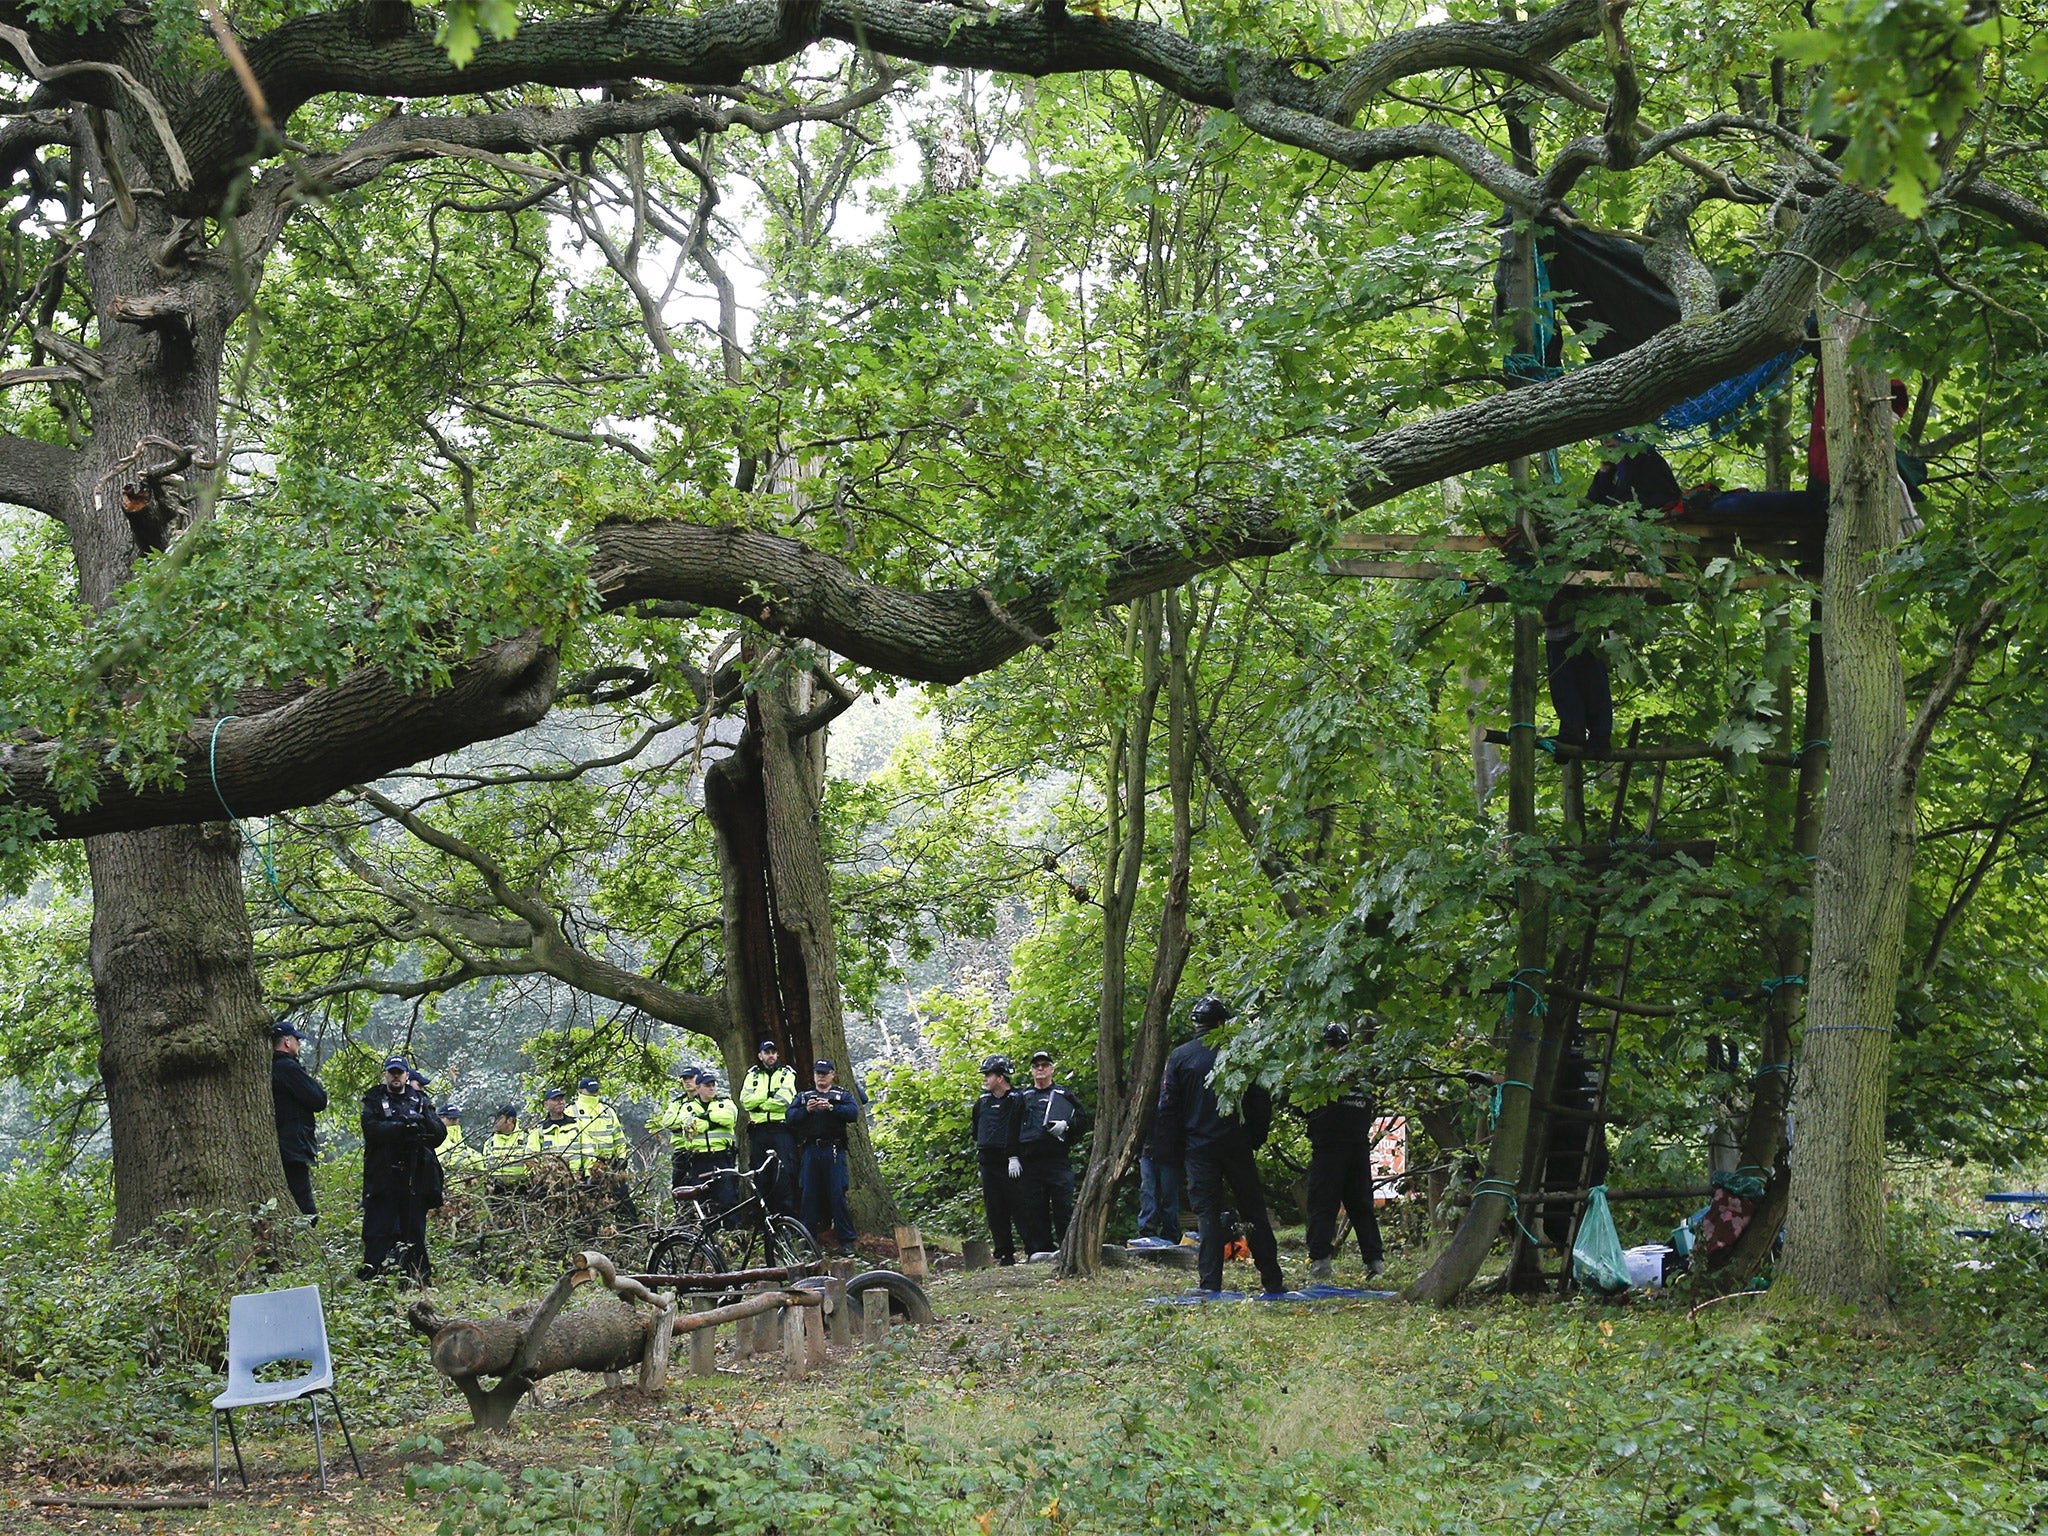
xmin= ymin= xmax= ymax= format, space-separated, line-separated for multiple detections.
xmin=1697 ymin=1188 xmax=1756 ymax=1261
xmin=1808 ymin=376 xmax=1909 ymax=483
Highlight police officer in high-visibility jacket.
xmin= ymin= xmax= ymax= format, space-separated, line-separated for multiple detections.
xmin=437 ymin=1105 xmax=487 ymax=1172
xmin=674 ymin=1070 xmax=741 ymax=1221
xmin=787 ymin=1058 xmax=860 ymax=1254
xmin=740 ymin=1039 xmax=799 ymax=1215
xmin=482 ymin=1104 xmax=531 ymax=1193
xmin=648 ymin=1071 xmax=701 ymax=1192
xmin=571 ymin=1076 xmax=637 ymax=1220
xmin=527 ymin=1087 xmax=590 ymax=1172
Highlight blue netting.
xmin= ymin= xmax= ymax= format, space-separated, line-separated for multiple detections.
xmin=1656 ymin=348 xmax=1804 ymax=442
xmin=1504 ymin=245 xmax=1564 ymax=383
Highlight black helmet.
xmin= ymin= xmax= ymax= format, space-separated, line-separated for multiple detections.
xmin=981 ymin=1055 xmax=1013 ymax=1079
xmin=1190 ymin=995 xmax=1230 ymax=1028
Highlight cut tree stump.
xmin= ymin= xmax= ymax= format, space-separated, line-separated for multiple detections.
xmin=825 ymin=1275 xmax=853 ymax=1351
xmin=782 ymin=1303 xmax=809 ymax=1379
xmin=862 ymin=1286 xmax=891 ymax=1347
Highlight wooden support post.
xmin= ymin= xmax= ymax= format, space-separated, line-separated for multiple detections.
xmin=688 ymin=1299 xmax=717 ymax=1377
xmin=781 ymin=1303 xmax=808 ymax=1379
xmin=825 ymin=1275 xmax=853 ymax=1352
xmin=803 ymin=1301 xmax=827 ymax=1369
xmin=746 ymin=1284 xmax=775 ymax=1356
xmin=893 ymin=1225 xmax=928 ymax=1280
xmin=862 ymin=1285 xmax=891 ymax=1347
xmin=638 ymin=1294 xmax=676 ymax=1394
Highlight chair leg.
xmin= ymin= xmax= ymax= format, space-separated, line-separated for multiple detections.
xmin=311 ymin=1394 xmax=327 ymax=1495
xmin=223 ymin=1409 xmax=248 ymax=1488
xmin=326 ymin=1391 xmax=364 ymax=1478
xmin=211 ymin=1413 xmax=220 ymax=1493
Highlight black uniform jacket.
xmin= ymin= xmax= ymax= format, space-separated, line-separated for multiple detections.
xmin=1156 ymin=1034 xmax=1271 ymax=1161
xmin=972 ymin=1090 xmax=1022 ymax=1156
xmin=360 ymin=1084 xmax=446 ymax=1200
xmin=272 ymin=1052 xmax=328 ymax=1164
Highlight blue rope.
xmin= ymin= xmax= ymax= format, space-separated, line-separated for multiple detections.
xmin=1753 ymin=1063 xmax=1793 ymax=1079
xmin=208 ymin=717 xmax=293 ymax=913
xmin=1507 ymin=722 xmax=1557 ymax=754
xmin=1806 ymin=1024 xmax=1893 ymax=1034
xmin=1760 ymin=975 xmax=1806 ymax=996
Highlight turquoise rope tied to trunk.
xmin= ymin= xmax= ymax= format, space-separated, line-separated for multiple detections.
xmin=1489 ymin=1078 xmax=1535 ymax=1125
xmin=1471 ymin=1177 xmax=1544 ymax=1247
xmin=1760 ymin=975 xmax=1806 ymax=996
xmin=209 ymin=716 xmax=295 ymax=913
xmin=1507 ymin=967 xmax=1549 ymax=1016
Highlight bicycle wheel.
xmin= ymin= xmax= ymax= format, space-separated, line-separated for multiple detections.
xmin=766 ymin=1214 xmax=823 ymax=1269
xmin=647 ymin=1230 xmax=726 ymax=1277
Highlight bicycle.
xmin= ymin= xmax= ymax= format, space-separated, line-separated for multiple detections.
xmin=645 ymin=1156 xmax=820 ymax=1281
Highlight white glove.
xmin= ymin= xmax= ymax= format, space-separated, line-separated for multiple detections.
xmin=1007 ymin=1157 xmax=1023 ymax=1179
xmin=1050 ymin=1120 xmax=1070 ymax=1140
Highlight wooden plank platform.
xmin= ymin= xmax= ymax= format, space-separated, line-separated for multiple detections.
xmin=1329 ymin=560 xmax=1795 ymax=594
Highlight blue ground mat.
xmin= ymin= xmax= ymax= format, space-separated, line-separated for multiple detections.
xmin=1147 ymin=1285 xmax=1400 ymax=1305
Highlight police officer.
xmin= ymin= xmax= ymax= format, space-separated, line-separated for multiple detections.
xmin=437 ymin=1105 xmax=487 ymax=1173
xmin=1304 ymin=1022 xmax=1386 ymax=1282
xmin=1157 ymin=996 xmax=1287 ymax=1296
xmin=270 ymin=1020 xmax=326 ymax=1220
xmin=740 ymin=1039 xmax=799 ymax=1215
xmin=786 ymin=1058 xmax=859 ymax=1254
xmin=527 ymin=1087 xmax=588 ymax=1172
xmin=675 ymin=1069 xmax=741 ymax=1221
xmin=571 ymin=1076 xmax=637 ymax=1219
xmin=1016 ymin=1050 xmax=1090 ymax=1260
xmin=482 ymin=1104 xmax=531 ymax=1193
xmin=359 ymin=1056 xmax=446 ymax=1284
xmin=971 ymin=1056 xmax=1024 ymax=1267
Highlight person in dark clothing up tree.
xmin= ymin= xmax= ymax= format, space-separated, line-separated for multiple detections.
xmin=787 ymin=1059 xmax=860 ymax=1255
xmin=1157 ymin=995 xmax=1287 ymax=1296
xmin=1016 ymin=1050 xmax=1091 ymax=1260
xmin=359 ymin=1056 xmax=446 ymax=1284
xmin=1303 ymin=1022 xmax=1386 ymax=1282
xmin=1546 ymin=437 xmax=1680 ymax=755
xmin=270 ymin=1019 xmax=326 ymax=1220
xmin=971 ymin=1056 xmax=1025 ymax=1266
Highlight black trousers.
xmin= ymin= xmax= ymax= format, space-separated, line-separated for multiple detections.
xmin=1016 ymin=1153 xmax=1074 ymax=1255
xmin=750 ymin=1126 xmax=799 ymax=1217
xmin=1305 ymin=1137 xmax=1383 ymax=1265
xmin=282 ymin=1159 xmax=317 ymax=1219
xmin=978 ymin=1151 xmax=1019 ymax=1263
xmin=1187 ymin=1142 xmax=1284 ymax=1293
xmin=1546 ymin=632 xmax=1614 ymax=752
xmin=362 ymin=1189 xmax=430 ymax=1283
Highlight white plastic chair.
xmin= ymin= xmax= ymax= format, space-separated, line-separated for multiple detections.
xmin=210 ymin=1284 xmax=362 ymax=1493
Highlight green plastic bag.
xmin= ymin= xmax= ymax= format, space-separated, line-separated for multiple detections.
xmin=1573 ymin=1185 xmax=1631 ymax=1293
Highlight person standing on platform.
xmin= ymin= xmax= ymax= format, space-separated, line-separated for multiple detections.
xmin=971 ymin=1056 xmax=1023 ymax=1267
xmin=1158 ymin=996 xmax=1287 ymax=1296
xmin=740 ymin=1039 xmax=800 ymax=1214
xmin=270 ymin=1020 xmax=326 ymax=1220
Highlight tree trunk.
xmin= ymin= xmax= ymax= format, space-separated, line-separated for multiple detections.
xmin=428 ymin=1297 xmax=649 ymax=1379
xmin=1410 ymin=601 xmax=1550 ymax=1303
xmin=1779 ymin=304 xmax=1909 ymax=1312
xmin=69 ymin=147 xmax=289 ymax=1240
xmin=1060 ymin=592 xmax=1192 ymax=1277
xmin=754 ymin=666 xmax=899 ymax=1233
xmin=1703 ymin=607 xmax=1828 ymax=1289
xmin=92 ymin=824 xmax=291 ymax=1241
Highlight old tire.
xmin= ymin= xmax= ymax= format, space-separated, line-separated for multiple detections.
xmin=846 ymin=1269 xmax=935 ymax=1326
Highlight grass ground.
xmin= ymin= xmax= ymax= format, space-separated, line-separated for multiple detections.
xmin=3 ymin=1214 xmax=2043 ymax=1535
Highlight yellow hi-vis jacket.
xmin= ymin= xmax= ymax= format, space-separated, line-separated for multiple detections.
xmin=482 ymin=1129 xmax=531 ymax=1180
xmin=741 ymin=1064 xmax=797 ymax=1127
xmin=438 ymin=1122 xmax=486 ymax=1171
xmin=572 ymin=1093 xmax=628 ymax=1162
xmin=668 ymin=1095 xmax=738 ymax=1156
xmin=528 ymin=1113 xmax=596 ymax=1173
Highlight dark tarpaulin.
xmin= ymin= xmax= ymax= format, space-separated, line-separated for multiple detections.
xmin=1494 ymin=214 xmax=1684 ymax=366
